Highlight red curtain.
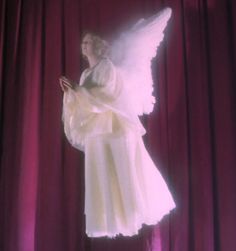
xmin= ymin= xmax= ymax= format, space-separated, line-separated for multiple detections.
xmin=1 ymin=0 xmax=236 ymax=250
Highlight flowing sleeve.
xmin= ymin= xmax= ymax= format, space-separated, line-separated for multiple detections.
xmin=62 ymin=58 xmax=123 ymax=151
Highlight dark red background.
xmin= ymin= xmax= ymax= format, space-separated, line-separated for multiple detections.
xmin=1 ymin=0 xmax=236 ymax=250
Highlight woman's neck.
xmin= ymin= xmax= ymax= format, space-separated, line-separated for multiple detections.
xmin=87 ymin=55 xmax=101 ymax=69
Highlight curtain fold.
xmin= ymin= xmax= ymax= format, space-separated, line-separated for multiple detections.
xmin=0 ymin=0 xmax=235 ymax=251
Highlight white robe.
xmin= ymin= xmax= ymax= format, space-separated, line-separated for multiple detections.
xmin=62 ymin=57 xmax=176 ymax=238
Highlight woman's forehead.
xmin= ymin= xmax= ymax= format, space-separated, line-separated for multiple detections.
xmin=83 ymin=33 xmax=93 ymax=41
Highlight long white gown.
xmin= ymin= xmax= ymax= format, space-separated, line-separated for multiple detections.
xmin=62 ymin=57 xmax=176 ymax=238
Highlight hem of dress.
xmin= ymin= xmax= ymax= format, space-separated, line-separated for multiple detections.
xmin=85 ymin=204 xmax=176 ymax=239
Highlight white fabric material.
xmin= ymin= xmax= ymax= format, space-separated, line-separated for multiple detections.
xmin=62 ymin=57 xmax=176 ymax=238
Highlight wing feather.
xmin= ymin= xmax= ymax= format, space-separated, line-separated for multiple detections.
xmin=109 ymin=7 xmax=172 ymax=115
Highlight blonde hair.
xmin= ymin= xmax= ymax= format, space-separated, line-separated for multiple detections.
xmin=81 ymin=32 xmax=109 ymax=60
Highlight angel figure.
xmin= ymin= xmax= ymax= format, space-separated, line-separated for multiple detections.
xmin=60 ymin=7 xmax=176 ymax=238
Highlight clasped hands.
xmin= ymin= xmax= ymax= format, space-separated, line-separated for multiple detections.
xmin=59 ymin=76 xmax=75 ymax=92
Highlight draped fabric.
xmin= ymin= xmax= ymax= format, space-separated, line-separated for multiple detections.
xmin=0 ymin=0 xmax=236 ymax=251
xmin=62 ymin=57 xmax=176 ymax=238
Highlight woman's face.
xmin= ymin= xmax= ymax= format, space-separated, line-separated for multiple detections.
xmin=81 ymin=33 xmax=95 ymax=57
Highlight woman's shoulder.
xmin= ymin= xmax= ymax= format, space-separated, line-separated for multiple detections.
xmin=98 ymin=56 xmax=114 ymax=68
xmin=92 ymin=57 xmax=115 ymax=75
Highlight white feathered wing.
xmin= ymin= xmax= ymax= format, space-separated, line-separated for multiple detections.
xmin=109 ymin=7 xmax=172 ymax=115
